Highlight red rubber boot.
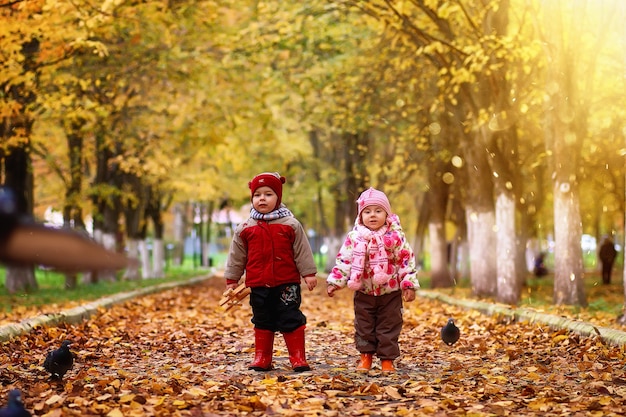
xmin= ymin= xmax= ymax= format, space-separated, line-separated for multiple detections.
xmin=249 ymin=328 xmax=274 ymax=371
xmin=282 ymin=325 xmax=311 ymax=372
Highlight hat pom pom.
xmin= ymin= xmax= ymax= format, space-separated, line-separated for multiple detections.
xmin=373 ymin=270 xmax=388 ymax=285
xmin=348 ymin=279 xmax=362 ymax=291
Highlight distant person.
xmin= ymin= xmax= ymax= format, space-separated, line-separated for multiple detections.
xmin=326 ymin=187 xmax=420 ymax=373
xmin=533 ymin=252 xmax=548 ymax=277
xmin=223 ymin=172 xmax=318 ymax=372
xmin=599 ymin=237 xmax=617 ymax=285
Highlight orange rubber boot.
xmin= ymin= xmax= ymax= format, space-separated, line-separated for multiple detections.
xmin=356 ymin=353 xmax=373 ymax=372
xmin=381 ymin=359 xmax=395 ymax=373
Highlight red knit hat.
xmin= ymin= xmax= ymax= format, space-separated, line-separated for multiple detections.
xmin=249 ymin=172 xmax=286 ymax=209
xmin=357 ymin=187 xmax=392 ymax=218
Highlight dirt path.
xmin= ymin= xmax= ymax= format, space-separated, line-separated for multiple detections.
xmin=2 ymin=277 xmax=625 ymax=416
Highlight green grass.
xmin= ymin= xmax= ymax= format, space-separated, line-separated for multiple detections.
xmin=419 ymin=269 xmax=625 ymax=318
xmin=0 ymin=254 xmax=226 ymax=314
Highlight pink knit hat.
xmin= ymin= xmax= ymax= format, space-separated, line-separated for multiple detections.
xmin=357 ymin=187 xmax=392 ymax=218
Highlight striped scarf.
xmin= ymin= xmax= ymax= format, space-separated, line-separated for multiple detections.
xmin=347 ymin=223 xmax=391 ymax=290
xmin=250 ymin=205 xmax=293 ymax=221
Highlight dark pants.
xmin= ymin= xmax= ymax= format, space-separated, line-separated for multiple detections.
xmin=354 ymin=290 xmax=403 ymax=360
xmin=601 ymin=261 xmax=614 ymax=284
xmin=250 ymin=283 xmax=306 ymax=333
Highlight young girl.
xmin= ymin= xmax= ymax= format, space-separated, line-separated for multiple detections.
xmin=327 ymin=187 xmax=419 ymax=373
xmin=224 ymin=172 xmax=318 ymax=372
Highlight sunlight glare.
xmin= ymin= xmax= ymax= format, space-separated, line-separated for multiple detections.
xmin=442 ymin=172 xmax=454 ymax=184
xmin=451 ymin=155 xmax=463 ymax=168
xmin=429 ymin=123 xmax=441 ymax=135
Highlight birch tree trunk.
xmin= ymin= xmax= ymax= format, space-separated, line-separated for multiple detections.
xmin=552 ymin=182 xmax=586 ymax=305
xmin=99 ymin=231 xmax=118 ymax=282
xmin=139 ymin=239 xmax=152 ymax=279
xmin=124 ymin=238 xmax=141 ymax=280
xmin=466 ymin=208 xmax=497 ymax=296
xmin=83 ymin=228 xmax=103 ymax=284
xmin=172 ymin=203 xmax=187 ymax=266
xmin=495 ymin=192 xmax=520 ymax=304
xmin=540 ymin=0 xmax=597 ymax=306
xmin=464 ymin=141 xmax=497 ymax=297
xmin=147 ymin=193 xmax=166 ymax=278
xmin=152 ymin=238 xmax=165 ymax=278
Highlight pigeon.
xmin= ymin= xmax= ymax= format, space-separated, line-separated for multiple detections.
xmin=43 ymin=340 xmax=74 ymax=379
xmin=0 ymin=389 xmax=31 ymax=417
xmin=441 ymin=318 xmax=460 ymax=346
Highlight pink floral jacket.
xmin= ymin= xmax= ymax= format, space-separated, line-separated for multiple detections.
xmin=327 ymin=214 xmax=420 ymax=296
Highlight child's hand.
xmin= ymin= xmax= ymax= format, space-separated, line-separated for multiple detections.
xmin=402 ymin=288 xmax=416 ymax=302
xmin=303 ymin=275 xmax=318 ymax=291
xmin=226 ymin=283 xmax=238 ymax=291
xmin=327 ymin=284 xmax=339 ymax=297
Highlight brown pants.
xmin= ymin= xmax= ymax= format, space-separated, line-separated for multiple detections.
xmin=354 ymin=290 xmax=403 ymax=360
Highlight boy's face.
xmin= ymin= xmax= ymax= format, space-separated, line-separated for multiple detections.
xmin=360 ymin=205 xmax=387 ymax=231
xmin=252 ymin=186 xmax=278 ymax=213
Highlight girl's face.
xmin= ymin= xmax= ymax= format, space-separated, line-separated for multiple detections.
xmin=252 ymin=186 xmax=278 ymax=213
xmin=360 ymin=205 xmax=387 ymax=231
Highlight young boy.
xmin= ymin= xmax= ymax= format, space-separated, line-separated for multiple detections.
xmin=327 ymin=187 xmax=419 ymax=373
xmin=224 ymin=172 xmax=318 ymax=372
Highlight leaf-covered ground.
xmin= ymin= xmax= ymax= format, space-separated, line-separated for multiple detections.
xmin=2 ymin=277 xmax=626 ymax=416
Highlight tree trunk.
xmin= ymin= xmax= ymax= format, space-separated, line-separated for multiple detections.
xmin=448 ymin=190 xmax=467 ymax=281
xmin=99 ymin=230 xmax=118 ymax=283
xmin=172 ymin=203 xmax=187 ymax=266
xmin=466 ymin=209 xmax=497 ymax=296
xmin=152 ymin=238 xmax=165 ymax=278
xmin=325 ymin=130 xmax=369 ymax=271
xmin=429 ymin=220 xmax=450 ymax=288
xmin=553 ymin=183 xmax=586 ymax=306
xmin=324 ymin=236 xmax=343 ymax=273
xmin=195 ymin=203 xmax=205 ymax=267
xmin=5 ymin=268 xmax=37 ymax=294
xmin=202 ymin=201 xmax=214 ymax=268
xmin=123 ymin=174 xmax=149 ymax=278
xmin=463 ymin=141 xmax=497 ymax=297
xmin=427 ymin=181 xmax=453 ymax=287
xmin=61 ymin=117 xmax=86 ymax=290
xmin=147 ymin=188 xmax=167 ymax=278
xmin=541 ymin=0 xmax=589 ymax=307
xmin=90 ymin=128 xmax=121 ymax=283
xmin=412 ymin=192 xmax=430 ymax=271
xmin=495 ymin=191 xmax=521 ymax=304
xmin=139 ymin=239 xmax=151 ymax=279
xmin=83 ymin=228 xmax=103 ymax=284
xmin=424 ymin=141 xmax=453 ymax=287
xmin=124 ymin=238 xmax=141 ymax=280
xmin=2 ymin=141 xmax=37 ymax=294
xmin=458 ymin=239 xmax=470 ymax=280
